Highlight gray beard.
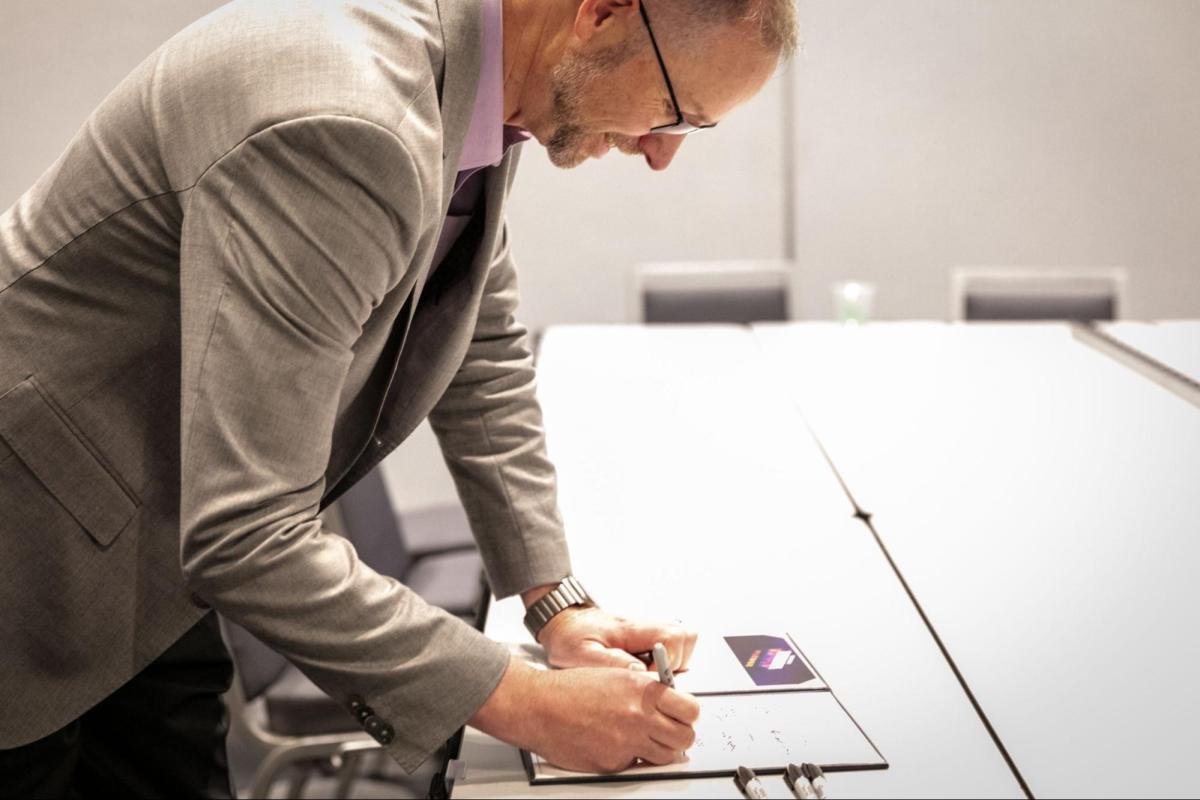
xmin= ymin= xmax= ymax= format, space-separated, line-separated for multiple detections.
xmin=545 ymin=42 xmax=637 ymax=169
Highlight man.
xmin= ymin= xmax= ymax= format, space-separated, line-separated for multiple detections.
xmin=0 ymin=0 xmax=797 ymax=794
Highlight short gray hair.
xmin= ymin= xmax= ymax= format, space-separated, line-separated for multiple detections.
xmin=648 ymin=0 xmax=801 ymax=60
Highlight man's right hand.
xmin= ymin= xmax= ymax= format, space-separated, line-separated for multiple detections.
xmin=469 ymin=656 xmax=701 ymax=773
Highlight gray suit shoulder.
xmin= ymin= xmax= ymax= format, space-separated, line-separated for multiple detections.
xmin=150 ymin=0 xmax=446 ymax=188
xmin=1 ymin=0 xmax=446 ymax=293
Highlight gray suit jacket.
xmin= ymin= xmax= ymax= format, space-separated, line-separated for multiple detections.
xmin=0 ymin=0 xmax=571 ymax=769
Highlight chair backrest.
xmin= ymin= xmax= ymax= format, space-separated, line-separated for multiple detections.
xmin=633 ymin=261 xmax=792 ymax=324
xmin=331 ymin=466 xmax=414 ymax=580
xmin=951 ymin=267 xmax=1127 ymax=322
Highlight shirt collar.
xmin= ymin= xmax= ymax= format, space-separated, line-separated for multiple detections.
xmin=457 ymin=0 xmax=530 ymax=173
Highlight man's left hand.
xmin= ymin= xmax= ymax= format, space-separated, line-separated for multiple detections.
xmin=535 ymin=605 xmax=698 ymax=673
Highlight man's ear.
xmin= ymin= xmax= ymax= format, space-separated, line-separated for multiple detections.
xmin=573 ymin=0 xmax=639 ymax=44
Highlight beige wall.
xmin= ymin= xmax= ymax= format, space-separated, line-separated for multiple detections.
xmin=789 ymin=0 xmax=1200 ymax=320
xmin=505 ymin=82 xmax=789 ymax=331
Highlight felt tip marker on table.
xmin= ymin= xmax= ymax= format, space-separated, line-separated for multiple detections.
xmin=735 ymin=766 xmax=770 ymax=800
xmin=652 ymin=642 xmax=675 ymax=688
xmin=785 ymin=763 xmax=817 ymax=799
xmin=788 ymin=763 xmax=828 ymax=799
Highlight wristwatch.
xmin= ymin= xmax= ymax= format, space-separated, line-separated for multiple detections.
xmin=523 ymin=575 xmax=595 ymax=640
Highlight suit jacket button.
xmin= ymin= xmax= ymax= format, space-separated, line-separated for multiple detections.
xmin=363 ymin=714 xmax=389 ymax=742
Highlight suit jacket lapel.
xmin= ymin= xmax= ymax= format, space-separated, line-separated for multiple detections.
xmin=385 ymin=0 xmax=482 ymax=408
xmin=322 ymin=0 xmax=483 ymax=504
xmin=377 ymin=152 xmax=514 ymax=444
xmin=390 ymin=0 xmax=483 ymax=314
xmin=431 ymin=0 xmax=482 ymax=240
xmin=323 ymin=146 xmax=517 ymax=506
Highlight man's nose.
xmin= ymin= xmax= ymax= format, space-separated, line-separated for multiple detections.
xmin=638 ymin=133 xmax=686 ymax=171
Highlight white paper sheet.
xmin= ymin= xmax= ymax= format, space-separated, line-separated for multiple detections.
xmin=529 ymin=690 xmax=885 ymax=783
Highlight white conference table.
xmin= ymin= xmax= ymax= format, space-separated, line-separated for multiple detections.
xmin=453 ymin=326 xmax=1022 ymax=799
xmin=1098 ymin=320 xmax=1200 ymax=384
xmin=753 ymin=322 xmax=1200 ymax=798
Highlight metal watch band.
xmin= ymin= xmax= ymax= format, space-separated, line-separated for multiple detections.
xmin=523 ymin=576 xmax=594 ymax=640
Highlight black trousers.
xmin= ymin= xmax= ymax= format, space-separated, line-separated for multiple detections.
xmin=1 ymin=612 xmax=236 ymax=799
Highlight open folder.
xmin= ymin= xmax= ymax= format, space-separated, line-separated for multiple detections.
xmin=524 ymin=633 xmax=888 ymax=785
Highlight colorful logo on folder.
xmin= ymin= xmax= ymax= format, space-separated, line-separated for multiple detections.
xmin=724 ymin=635 xmax=816 ymax=687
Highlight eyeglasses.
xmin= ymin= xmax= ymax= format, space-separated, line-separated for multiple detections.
xmin=638 ymin=3 xmax=718 ymax=135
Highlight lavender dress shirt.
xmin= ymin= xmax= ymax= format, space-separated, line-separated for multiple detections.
xmin=431 ymin=0 xmax=530 ymax=270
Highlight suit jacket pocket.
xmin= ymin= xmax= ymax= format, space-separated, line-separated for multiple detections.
xmin=0 ymin=377 xmax=138 ymax=546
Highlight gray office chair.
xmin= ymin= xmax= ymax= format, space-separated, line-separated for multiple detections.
xmin=221 ymin=468 xmax=485 ymax=797
xmin=951 ymin=267 xmax=1127 ymax=322
xmin=221 ymin=617 xmax=383 ymax=799
xmin=634 ymin=261 xmax=792 ymax=324
xmin=335 ymin=467 xmax=484 ymax=617
xmin=400 ymin=502 xmax=476 ymax=557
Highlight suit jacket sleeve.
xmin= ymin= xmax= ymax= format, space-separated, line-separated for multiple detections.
xmin=427 ymin=217 xmax=573 ymax=599
xmin=178 ymin=115 xmax=510 ymax=772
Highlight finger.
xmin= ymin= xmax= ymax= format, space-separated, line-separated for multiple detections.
xmin=639 ymin=736 xmax=683 ymax=766
xmin=656 ymin=687 xmax=701 ymax=725
xmin=680 ymin=628 xmax=699 ymax=671
xmin=667 ymin=628 xmax=688 ymax=671
xmin=590 ymin=753 xmax=639 ymax=775
xmin=617 ymin=620 xmax=687 ymax=663
xmin=655 ymin=625 xmax=689 ymax=671
xmin=585 ymin=643 xmax=649 ymax=671
xmin=651 ymin=713 xmax=696 ymax=752
xmin=659 ymin=624 xmax=697 ymax=671
xmin=548 ymin=640 xmax=647 ymax=671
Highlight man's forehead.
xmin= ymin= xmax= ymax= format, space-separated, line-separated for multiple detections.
xmin=677 ymin=42 xmax=778 ymax=124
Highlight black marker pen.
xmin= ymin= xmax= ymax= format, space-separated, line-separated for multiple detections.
xmin=736 ymin=765 xmax=770 ymax=799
